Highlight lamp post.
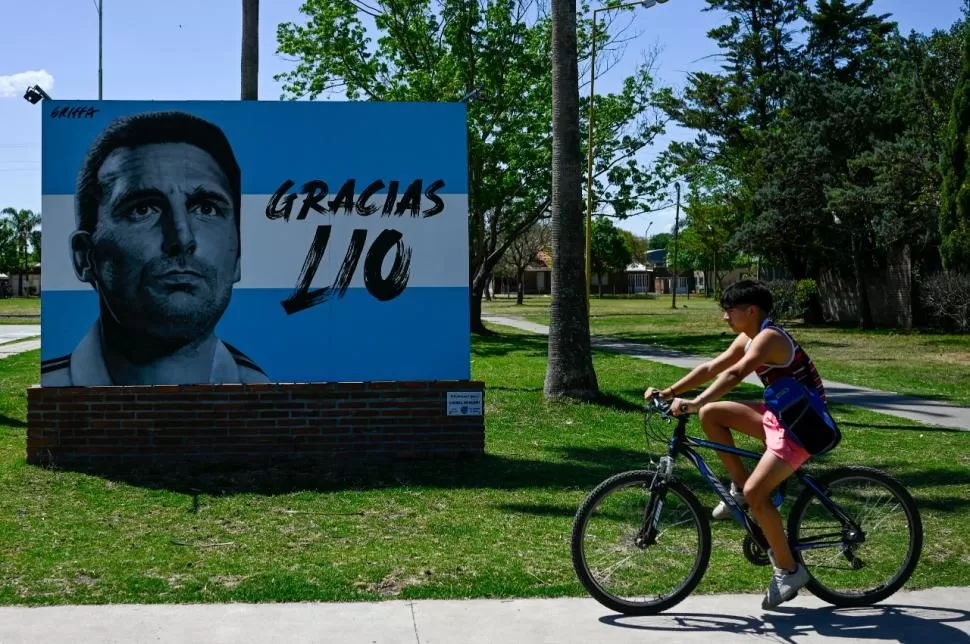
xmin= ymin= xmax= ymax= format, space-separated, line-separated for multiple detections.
xmin=94 ymin=0 xmax=103 ymax=99
xmin=585 ymin=0 xmax=668 ymax=309
xmin=671 ymin=181 xmax=680 ymax=308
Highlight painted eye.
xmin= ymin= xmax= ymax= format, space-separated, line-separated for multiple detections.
xmin=192 ymin=202 xmax=221 ymax=217
xmin=129 ymin=204 xmax=161 ymax=220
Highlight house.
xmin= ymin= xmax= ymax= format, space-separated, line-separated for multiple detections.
xmin=489 ymin=250 xmax=552 ymax=297
xmin=647 ymin=249 xmax=695 ymax=294
xmin=591 ymin=261 xmax=654 ymax=295
xmin=4 ymin=265 xmax=41 ymax=297
xmin=624 ymin=262 xmax=653 ymax=294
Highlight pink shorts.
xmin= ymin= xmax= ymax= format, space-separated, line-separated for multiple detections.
xmin=754 ymin=404 xmax=811 ymax=470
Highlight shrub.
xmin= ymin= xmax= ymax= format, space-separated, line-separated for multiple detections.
xmin=766 ymin=279 xmax=799 ymax=320
xmin=919 ymin=272 xmax=970 ymax=332
xmin=764 ymin=278 xmax=822 ymax=322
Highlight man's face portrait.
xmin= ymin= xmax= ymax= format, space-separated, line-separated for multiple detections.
xmin=75 ymin=141 xmax=240 ymax=344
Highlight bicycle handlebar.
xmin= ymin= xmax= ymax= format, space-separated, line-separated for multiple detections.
xmin=646 ymin=393 xmax=691 ymax=419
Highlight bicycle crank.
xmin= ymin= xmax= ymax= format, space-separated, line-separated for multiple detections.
xmin=742 ymin=534 xmax=771 ymax=566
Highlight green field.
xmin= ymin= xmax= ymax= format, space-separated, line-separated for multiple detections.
xmin=0 ymin=297 xmax=40 ymax=325
xmin=483 ymin=294 xmax=970 ymax=405
xmin=0 ymin=331 xmax=966 ymax=606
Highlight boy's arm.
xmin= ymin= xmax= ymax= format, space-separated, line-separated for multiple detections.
xmin=674 ymin=330 xmax=786 ymax=414
xmin=660 ymin=334 xmax=749 ymax=398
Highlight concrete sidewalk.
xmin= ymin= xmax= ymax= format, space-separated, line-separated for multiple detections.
xmin=0 ymin=324 xmax=40 ymax=343
xmin=1 ymin=588 xmax=968 ymax=643
xmin=483 ymin=315 xmax=970 ymax=431
xmin=0 ymin=325 xmax=41 ymax=360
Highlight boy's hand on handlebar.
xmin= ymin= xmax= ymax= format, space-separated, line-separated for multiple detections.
xmin=670 ymin=397 xmax=699 ymax=416
xmin=643 ymin=386 xmax=674 ymax=401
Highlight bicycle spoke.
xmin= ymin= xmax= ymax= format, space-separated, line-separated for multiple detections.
xmin=572 ymin=473 xmax=711 ymax=615
xmin=790 ymin=468 xmax=922 ymax=607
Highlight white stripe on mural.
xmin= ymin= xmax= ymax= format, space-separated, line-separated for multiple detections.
xmin=41 ymin=194 xmax=470 ymax=292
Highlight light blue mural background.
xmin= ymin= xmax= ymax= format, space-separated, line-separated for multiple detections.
xmin=41 ymin=100 xmax=471 ymax=383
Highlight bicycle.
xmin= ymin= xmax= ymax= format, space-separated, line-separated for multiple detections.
xmin=570 ymin=395 xmax=924 ymax=615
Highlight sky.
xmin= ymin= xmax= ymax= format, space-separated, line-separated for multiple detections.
xmin=1 ymin=0 xmax=966 ymax=240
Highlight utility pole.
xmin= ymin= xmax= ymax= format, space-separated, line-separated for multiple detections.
xmin=671 ymin=182 xmax=680 ymax=309
xmin=96 ymin=0 xmax=103 ymax=99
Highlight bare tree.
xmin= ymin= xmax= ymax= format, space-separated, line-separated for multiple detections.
xmin=544 ymin=0 xmax=598 ymax=401
xmin=497 ymin=221 xmax=552 ymax=304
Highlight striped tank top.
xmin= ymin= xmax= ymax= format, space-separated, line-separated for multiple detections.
xmin=745 ymin=318 xmax=827 ymax=403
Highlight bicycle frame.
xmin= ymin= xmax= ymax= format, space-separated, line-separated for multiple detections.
xmin=650 ymin=409 xmax=864 ymax=557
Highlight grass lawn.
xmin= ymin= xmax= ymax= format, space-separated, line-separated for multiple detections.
xmin=0 ymin=332 xmax=967 ymax=606
xmin=0 ymin=297 xmax=40 ymax=325
xmin=483 ymin=294 xmax=970 ymax=405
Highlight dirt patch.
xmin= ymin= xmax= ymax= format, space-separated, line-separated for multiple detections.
xmin=938 ymin=352 xmax=970 ymax=366
xmin=357 ymin=568 xmax=431 ymax=597
xmin=211 ymin=575 xmax=248 ymax=589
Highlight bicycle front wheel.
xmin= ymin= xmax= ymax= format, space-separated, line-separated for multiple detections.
xmin=788 ymin=466 xmax=923 ymax=607
xmin=571 ymin=470 xmax=711 ymax=615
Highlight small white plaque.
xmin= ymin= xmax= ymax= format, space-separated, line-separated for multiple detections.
xmin=447 ymin=391 xmax=483 ymax=416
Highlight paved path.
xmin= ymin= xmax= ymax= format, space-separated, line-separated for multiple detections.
xmin=0 ymin=325 xmax=41 ymax=360
xmin=0 ymin=338 xmax=40 ymax=359
xmin=483 ymin=315 xmax=970 ymax=431
xmin=0 ymin=588 xmax=968 ymax=643
xmin=0 ymin=324 xmax=40 ymax=344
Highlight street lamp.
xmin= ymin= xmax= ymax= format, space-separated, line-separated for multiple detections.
xmin=585 ymin=0 xmax=669 ymax=310
xmin=23 ymin=85 xmax=52 ymax=104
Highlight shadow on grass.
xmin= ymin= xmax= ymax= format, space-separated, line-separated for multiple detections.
xmin=591 ymin=392 xmax=645 ymax=414
xmin=818 ymin=461 xmax=970 ymax=514
xmin=839 ymin=420 xmax=965 ymax=432
xmin=600 ymin=604 xmax=970 ymax=643
xmin=472 ymin=332 xmax=549 ymax=359
xmin=604 ymin=332 xmax=730 ymax=357
xmin=0 ymin=414 xmax=26 ymax=428
xmin=39 ymin=447 xmax=665 ymax=499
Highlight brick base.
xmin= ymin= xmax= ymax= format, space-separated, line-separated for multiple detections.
xmin=26 ymin=381 xmax=485 ymax=470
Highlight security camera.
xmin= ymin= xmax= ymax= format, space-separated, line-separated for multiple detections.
xmin=23 ymin=85 xmax=52 ymax=104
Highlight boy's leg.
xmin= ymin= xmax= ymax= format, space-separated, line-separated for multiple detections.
xmin=743 ymin=450 xmax=810 ymax=609
xmin=698 ymin=401 xmax=766 ymax=489
xmin=743 ymin=451 xmax=797 ymax=570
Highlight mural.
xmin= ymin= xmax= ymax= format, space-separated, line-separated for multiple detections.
xmin=40 ymin=101 xmax=470 ymax=386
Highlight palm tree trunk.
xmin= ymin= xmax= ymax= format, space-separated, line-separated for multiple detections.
xmin=544 ymin=0 xmax=598 ymax=401
xmin=241 ymin=0 xmax=259 ymax=100
xmin=18 ymin=239 xmax=25 ymax=296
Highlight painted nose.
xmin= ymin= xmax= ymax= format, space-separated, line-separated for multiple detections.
xmin=161 ymin=204 xmax=197 ymax=256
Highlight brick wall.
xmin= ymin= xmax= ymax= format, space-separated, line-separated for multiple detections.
xmin=26 ymin=381 xmax=485 ymax=469
xmin=818 ymin=244 xmax=913 ymax=328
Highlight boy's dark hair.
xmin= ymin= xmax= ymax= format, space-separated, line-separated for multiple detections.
xmin=720 ymin=279 xmax=773 ymax=314
xmin=74 ymin=110 xmax=241 ymax=245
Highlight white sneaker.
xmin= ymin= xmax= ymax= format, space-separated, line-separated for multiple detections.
xmin=712 ymin=482 xmax=784 ymax=520
xmin=712 ymin=482 xmax=746 ymax=520
xmin=762 ymin=563 xmax=810 ymax=610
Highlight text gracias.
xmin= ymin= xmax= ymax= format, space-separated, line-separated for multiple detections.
xmin=265 ymin=178 xmax=446 ymax=315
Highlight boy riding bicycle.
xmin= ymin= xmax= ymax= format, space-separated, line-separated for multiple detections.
xmin=644 ymin=279 xmax=836 ymax=610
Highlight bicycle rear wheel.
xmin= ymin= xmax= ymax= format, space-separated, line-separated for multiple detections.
xmin=788 ymin=466 xmax=923 ymax=607
xmin=571 ymin=470 xmax=711 ymax=615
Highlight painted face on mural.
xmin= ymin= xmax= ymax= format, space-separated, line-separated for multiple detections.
xmin=86 ymin=142 xmax=241 ymax=343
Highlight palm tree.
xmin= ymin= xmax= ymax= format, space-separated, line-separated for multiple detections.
xmin=544 ymin=0 xmax=598 ymax=401
xmin=241 ymin=0 xmax=259 ymax=100
xmin=1 ymin=208 xmax=41 ymax=296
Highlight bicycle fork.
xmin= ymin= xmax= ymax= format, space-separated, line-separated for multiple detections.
xmin=636 ymin=457 xmax=675 ymax=548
